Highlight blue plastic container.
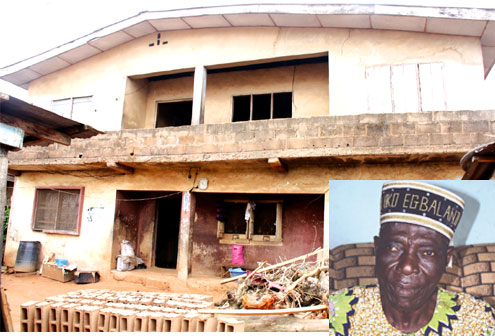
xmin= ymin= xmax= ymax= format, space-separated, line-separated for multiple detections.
xmin=55 ymin=258 xmax=68 ymax=267
xmin=228 ymin=267 xmax=246 ymax=277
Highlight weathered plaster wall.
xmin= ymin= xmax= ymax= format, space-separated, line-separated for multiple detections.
xmin=122 ymin=78 xmax=149 ymax=129
xmin=4 ymin=161 xmax=464 ymax=277
xmin=192 ymin=194 xmax=324 ymax=276
xmin=26 ymin=27 xmax=483 ymax=131
xmin=203 ymin=62 xmax=329 ymax=124
xmin=143 ymin=76 xmax=194 ymax=128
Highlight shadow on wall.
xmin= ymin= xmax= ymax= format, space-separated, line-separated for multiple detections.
xmin=329 ymin=242 xmax=495 ymax=307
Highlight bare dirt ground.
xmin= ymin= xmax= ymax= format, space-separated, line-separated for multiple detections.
xmin=1 ymin=271 xmax=227 ymax=332
xmin=1 ymin=271 xmax=328 ymax=332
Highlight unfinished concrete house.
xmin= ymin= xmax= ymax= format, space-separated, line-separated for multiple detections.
xmin=1 ymin=3 xmax=495 ymax=280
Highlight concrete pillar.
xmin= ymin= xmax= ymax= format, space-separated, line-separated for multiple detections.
xmin=324 ymin=190 xmax=329 ymax=251
xmin=177 ymin=191 xmax=196 ymax=280
xmin=191 ymin=65 xmax=207 ymax=125
xmin=0 ymin=147 xmax=8 ymax=276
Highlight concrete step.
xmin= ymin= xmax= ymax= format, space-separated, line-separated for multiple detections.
xmin=110 ymin=269 xmax=236 ymax=301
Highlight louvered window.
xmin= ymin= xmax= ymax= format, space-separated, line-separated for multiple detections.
xmin=32 ymin=188 xmax=84 ymax=235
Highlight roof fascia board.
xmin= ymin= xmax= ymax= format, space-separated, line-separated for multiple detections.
xmin=2 ymin=4 xmax=495 ymax=78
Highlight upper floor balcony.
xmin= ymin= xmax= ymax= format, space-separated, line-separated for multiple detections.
xmin=8 ymin=110 xmax=495 ymax=175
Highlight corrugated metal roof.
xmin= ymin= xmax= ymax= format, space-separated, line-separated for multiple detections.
xmin=0 ymin=93 xmax=102 ymax=149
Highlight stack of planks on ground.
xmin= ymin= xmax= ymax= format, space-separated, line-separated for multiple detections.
xmin=20 ymin=289 xmax=244 ymax=332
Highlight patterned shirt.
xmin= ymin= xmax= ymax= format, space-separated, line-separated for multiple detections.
xmin=329 ymin=285 xmax=495 ymax=336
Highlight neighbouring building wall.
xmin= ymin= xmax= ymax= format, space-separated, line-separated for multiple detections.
xmin=26 ymin=27 xmax=484 ymax=130
xmin=4 ymin=161 xmax=464 ymax=277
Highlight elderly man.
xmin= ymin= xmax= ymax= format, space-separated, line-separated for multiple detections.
xmin=329 ymin=181 xmax=495 ymax=336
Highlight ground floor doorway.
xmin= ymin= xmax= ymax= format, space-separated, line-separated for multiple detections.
xmin=112 ymin=191 xmax=182 ymax=270
xmin=154 ymin=194 xmax=182 ymax=269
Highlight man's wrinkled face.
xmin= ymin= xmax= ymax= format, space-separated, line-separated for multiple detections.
xmin=374 ymin=222 xmax=451 ymax=312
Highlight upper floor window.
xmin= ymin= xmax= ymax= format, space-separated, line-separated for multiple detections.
xmin=155 ymin=100 xmax=192 ymax=127
xmin=32 ymin=187 xmax=84 ymax=235
xmin=232 ymin=92 xmax=292 ymax=122
xmin=366 ymin=63 xmax=446 ymax=113
xmin=51 ymin=96 xmax=93 ymax=122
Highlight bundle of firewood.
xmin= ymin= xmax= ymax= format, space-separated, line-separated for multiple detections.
xmin=219 ymin=248 xmax=329 ymax=319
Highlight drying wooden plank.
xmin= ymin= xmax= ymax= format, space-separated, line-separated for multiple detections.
xmin=199 ymin=304 xmax=328 ymax=316
xmin=220 ymin=248 xmax=323 ymax=284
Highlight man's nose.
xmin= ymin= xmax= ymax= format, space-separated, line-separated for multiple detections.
xmin=397 ymin=251 xmax=419 ymax=275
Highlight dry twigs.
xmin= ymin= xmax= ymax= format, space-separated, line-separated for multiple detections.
xmin=220 ymin=249 xmax=329 ymax=319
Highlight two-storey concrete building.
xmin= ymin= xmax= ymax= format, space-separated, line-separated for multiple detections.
xmin=2 ymin=3 xmax=495 ymax=279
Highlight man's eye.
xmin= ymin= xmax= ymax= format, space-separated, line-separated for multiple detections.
xmin=423 ymin=251 xmax=436 ymax=256
xmin=387 ymin=245 xmax=399 ymax=252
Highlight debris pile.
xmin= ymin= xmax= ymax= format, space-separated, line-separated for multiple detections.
xmin=220 ymin=249 xmax=329 ymax=319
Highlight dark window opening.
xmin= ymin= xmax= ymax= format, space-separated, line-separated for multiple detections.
xmin=253 ymin=203 xmax=277 ymax=235
xmin=32 ymin=188 xmax=83 ymax=234
xmin=273 ymin=92 xmax=292 ymax=119
xmin=218 ymin=199 xmax=281 ymax=242
xmin=224 ymin=202 xmax=248 ymax=235
xmin=232 ymin=92 xmax=292 ymax=122
xmin=156 ymin=101 xmax=192 ymax=127
xmin=232 ymin=96 xmax=251 ymax=122
xmin=252 ymin=94 xmax=271 ymax=120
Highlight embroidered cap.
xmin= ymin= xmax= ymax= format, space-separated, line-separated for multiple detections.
xmin=380 ymin=181 xmax=464 ymax=240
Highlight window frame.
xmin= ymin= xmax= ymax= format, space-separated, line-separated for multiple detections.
xmin=154 ymin=99 xmax=193 ymax=128
xmin=365 ymin=62 xmax=446 ymax=114
xmin=231 ymin=92 xmax=292 ymax=122
xmin=217 ymin=199 xmax=283 ymax=246
xmin=31 ymin=187 xmax=85 ymax=235
xmin=51 ymin=96 xmax=93 ymax=119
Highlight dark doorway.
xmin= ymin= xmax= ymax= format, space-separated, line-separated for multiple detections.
xmin=154 ymin=194 xmax=182 ymax=268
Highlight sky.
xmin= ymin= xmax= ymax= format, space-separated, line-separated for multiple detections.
xmin=1 ymin=0 xmax=495 ymax=102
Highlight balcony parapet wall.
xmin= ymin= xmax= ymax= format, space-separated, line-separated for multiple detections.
xmin=8 ymin=110 xmax=495 ymax=170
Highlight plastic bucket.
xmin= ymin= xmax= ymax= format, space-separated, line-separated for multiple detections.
xmin=14 ymin=241 xmax=41 ymax=273
xmin=228 ymin=268 xmax=246 ymax=278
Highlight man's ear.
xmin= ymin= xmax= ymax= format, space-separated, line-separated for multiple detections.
xmin=374 ymin=236 xmax=380 ymax=252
